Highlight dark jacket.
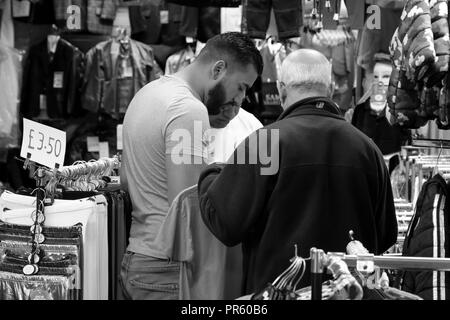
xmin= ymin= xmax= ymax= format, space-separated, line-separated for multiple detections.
xmin=198 ymin=97 xmax=398 ymax=295
xmin=401 ymin=174 xmax=450 ymax=300
xmin=20 ymin=38 xmax=85 ymax=119
xmin=352 ymin=100 xmax=408 ymax=155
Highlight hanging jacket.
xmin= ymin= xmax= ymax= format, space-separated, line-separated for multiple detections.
xmin=81 ymin=39 xmax=162 ymax=120
xmin=387 ymin=0 xmax=450 ymax=129
xmin=20 ymin=38 xmax=85 ymax=119
xmin=401 ymin=174 xmax=450 ymax=300
xmin=198 ymin=97 xmax=398 ymax=295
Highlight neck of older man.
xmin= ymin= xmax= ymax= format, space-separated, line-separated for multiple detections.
xmin=283 ymin=89 xmax=330 ymax=110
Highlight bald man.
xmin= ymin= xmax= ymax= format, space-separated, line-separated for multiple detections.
xmin=197 ymin=49 xmax=397 ymax=297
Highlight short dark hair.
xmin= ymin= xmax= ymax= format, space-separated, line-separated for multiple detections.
xmin=196 ymin=32 xmax=263 ymax=76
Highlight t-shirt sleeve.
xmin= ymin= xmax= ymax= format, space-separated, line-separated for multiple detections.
xmin=164 ymin=98 xmax=210 ymax=159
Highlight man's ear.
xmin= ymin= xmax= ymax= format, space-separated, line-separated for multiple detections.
xmin=277 ymin=81 xmax=287 ymax=106
xmin=329 ymin=81 xmax=335 ymax=98
xmin=212 ymin=60 xmax=227 ymax=80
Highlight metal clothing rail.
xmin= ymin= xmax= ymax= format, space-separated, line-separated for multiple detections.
xmin=309 ymin=248 xmax=450 ymax=300
xmin=409 ymin=138 xmax=450 ymax=150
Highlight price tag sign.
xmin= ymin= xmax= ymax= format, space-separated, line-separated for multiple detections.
xmin=160 ymin=10 xmax=169 ymax=24
xmin=87 ymin=136 xmax=100 ymax=152
xmin=99 ymin=142 xmax=110 ymax=159
xmin=53 ymin=72 xmax=64 ymax=89
xmin=20 ymin=118 xmax=66 ymax=169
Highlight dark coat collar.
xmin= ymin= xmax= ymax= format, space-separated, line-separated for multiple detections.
xmin=277 ymin=96 xmax=345 ymax=121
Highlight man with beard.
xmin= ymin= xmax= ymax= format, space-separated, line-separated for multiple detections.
xmin=119 ymin=32 xmax=263 ymax=300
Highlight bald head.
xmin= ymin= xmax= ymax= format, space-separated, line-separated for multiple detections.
xmin=279 ymin=49 xmax=333 ymax=99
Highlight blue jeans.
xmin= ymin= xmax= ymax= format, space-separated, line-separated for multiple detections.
xmin=119 ymin=251 xmax=180 ymax=300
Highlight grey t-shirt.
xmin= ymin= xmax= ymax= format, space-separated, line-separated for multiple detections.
xmin=121 ymin=75 xmax=210 ymax=258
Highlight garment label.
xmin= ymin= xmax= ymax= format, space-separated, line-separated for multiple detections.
xmin=87 ymin=136 xmax=100 ymax=152
xmin=99 ymin=142 xmax=110 ymax=159
xmin=53 ymin=72 xmax=64 ymax=89
xmin=160 ymin=10 xmax=169 ymax=24
xmin=117 ymin=125 xmax=123 ymax=150
xmin=121 ymin=60 xmax=133 ymax=78
xmin=20 ymin=118 xmax=66 ymax=169
xmin=39 ymin=95 xmax=47 ymax=111
xmin=12 ymin=0 xmax=30 ymax=18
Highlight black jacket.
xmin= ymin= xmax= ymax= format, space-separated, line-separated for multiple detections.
xmin=401 ymin=174 xmax=450 ymax=300
xmin=198 ymin=97 xmax=398 ymax=295
xmin=20 ymin=38 xmax=84 ymax=119
xmin=352 ymin=100 xmax=409 ymax=155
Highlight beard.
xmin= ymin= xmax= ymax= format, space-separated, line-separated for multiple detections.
xmin=205 ymin=81 xmax=227 ymax=115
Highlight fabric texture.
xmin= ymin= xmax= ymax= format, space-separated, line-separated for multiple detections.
xmin=198 ymin=96 xmax=398 ymax=295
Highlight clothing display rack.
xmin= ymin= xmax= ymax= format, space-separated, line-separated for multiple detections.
xmin=309 ymin=247 xmax=450 ymax=300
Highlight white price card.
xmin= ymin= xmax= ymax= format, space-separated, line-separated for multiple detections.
xmin=87 ymin=136 xmax=100 ymax=152
xmin=117 ymin=125 xmax=123 ymax=150
xmin=99 ymin=142 xmax=110 ymax=159
xmin=160 ymin=10 xmax=169 ymax=24
xmin=20 ymin=118 xmax=66 ymax=169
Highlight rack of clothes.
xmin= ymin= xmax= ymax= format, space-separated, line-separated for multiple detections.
xmin=0 ymin=156 xmax=131 ymax=300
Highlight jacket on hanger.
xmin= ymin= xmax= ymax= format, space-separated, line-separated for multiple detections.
xmin=198 ymin=97 xmax=398 ymax=295
xmin=82 ymin=39 xmax=162 ymax=120
xmin=401 ymin=174 xmax=450 ymax=300
xmin=20 ymin=38 xmax=85 ymax=119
